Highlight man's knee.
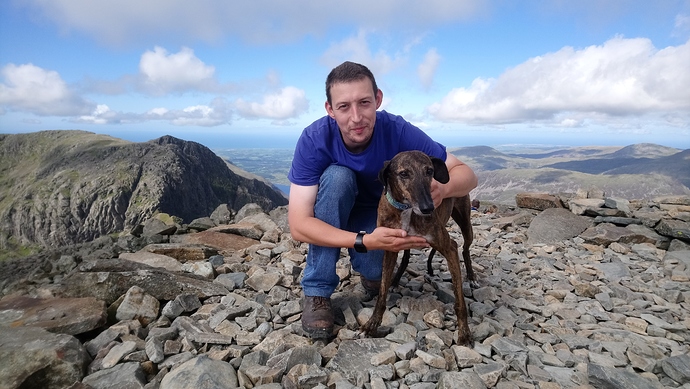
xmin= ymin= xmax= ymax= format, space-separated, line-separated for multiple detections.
xmin=319 ymin=165 xmax=357 ymax=193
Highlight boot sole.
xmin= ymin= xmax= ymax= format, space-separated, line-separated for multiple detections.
xmin=302 ymin=325 xmax=333 ymax=339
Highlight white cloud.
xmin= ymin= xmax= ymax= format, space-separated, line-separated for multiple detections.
xmin=418 ymin=48 xmax=441 ymax=90
xmin=320 ymin=30 xmax=404 ymax=76
xmin=235 ymin=87 xmax=308 ymax=120
xmin=21 ymin=0 xmax=487 ymax=46
xmin=0 ymin=63 xmax=93 ymax=115
xmin=77 ymin=104 xmax=116 ymax=124
xmin=673 ymin=14 xmax=690 ymax=38
xmin=428 ymin=36 xmax=690 ymax=127
xmin=73 ymin=98 xmax=234 ymax=127
xmin=147 ymin=107 xmax=169 ymax=116
xmin=139 ymin=46 xmax=217 ymax=95
xmin=170 ymin=105 xmax=224 ymax=126
xmin=68 ymin=85 xmax=309 ymax=126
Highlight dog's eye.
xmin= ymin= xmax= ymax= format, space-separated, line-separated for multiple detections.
xmin=426 ymin=167 xmax=434 ymax=177
xmin=399 ymin=170 xmax=410 ymax=179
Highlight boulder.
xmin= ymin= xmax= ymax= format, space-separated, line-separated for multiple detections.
xmin=0 ymin=295 xmax=106 ymax=335
xmin=588 ymin=363 xmax=663 ymax=389
xmin=655 ymin=219 xmax=690 ymax=242
xmin=119 ymin=251 xmax=183 ymax=272
xmin=82 ymin=362 xmax=147 ymax=389
xmin=59 ymin=259 xmax=229 ymax=304
xmin=170 ymin=228 xmax=260 ymax=252
xmin=159 ymin=355 xmax=238 ymax=389
xmin=0 ymin=326 xmax=90 ymax=389
xmin=141 ymin=243 xmax=218 ymax=262
xmin=515 ymin=192 xmax=564 ymax=211
xmin=527 ymin=208 xmax=591 ymax=245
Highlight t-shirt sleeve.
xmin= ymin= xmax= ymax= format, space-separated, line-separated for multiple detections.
xmin=288 ymin=131 xmax=323 ymax=186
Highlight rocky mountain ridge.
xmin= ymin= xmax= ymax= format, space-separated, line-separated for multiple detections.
xmin=1 ymin=190 xmax=689 ymax=388
xmin=449 ymin=143 xmax=690 ymax=204
xmin=0 ymin=130 xmax=287 ymax=257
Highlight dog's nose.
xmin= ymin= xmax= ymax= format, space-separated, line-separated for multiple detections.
xmin=420 ymin=204 xmax=434 ymax=215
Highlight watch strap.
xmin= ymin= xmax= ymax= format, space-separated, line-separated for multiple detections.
xmin=354 ymin=231 xmax=367 ymax=253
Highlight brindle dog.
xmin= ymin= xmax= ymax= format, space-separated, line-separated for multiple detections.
xmin=360 ymin=150 xmax=475 ymax=345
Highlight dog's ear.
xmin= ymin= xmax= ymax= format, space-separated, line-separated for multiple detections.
xmin=378 ymin=160 xmax=392 ymax=187
xmin=431 ymin=157 xmax=450 ymax=184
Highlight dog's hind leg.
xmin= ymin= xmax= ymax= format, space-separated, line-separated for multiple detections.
xmin=394 ymin=248 xmax=438 ymax=286
xmin=451 ymin=196 xmax=476 ymax=285
xmin=426 ymin=249 xmax=436 ymax=276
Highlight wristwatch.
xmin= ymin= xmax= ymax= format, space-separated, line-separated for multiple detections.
xmin=354 ymin=231 xmax=368 ymax=253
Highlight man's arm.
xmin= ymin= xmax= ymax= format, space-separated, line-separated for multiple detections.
xmin=287 ymin=183 xmax=429 ymax=251
xmin=431 ymin=153 xmax=478 ymax=206
xmin=287 ymin=183 xmax=356 ymax=248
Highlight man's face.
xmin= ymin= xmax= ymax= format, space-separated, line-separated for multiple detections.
xmin=325 ymin=78 xmax=383 ymax=154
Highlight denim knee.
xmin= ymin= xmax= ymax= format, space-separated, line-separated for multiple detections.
xmin=313 ymin=165 xmax=358 ymax=225
xmin=318 ymin=165 xmax=357 ymax=199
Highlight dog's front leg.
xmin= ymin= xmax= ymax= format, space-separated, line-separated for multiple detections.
xmin=361 ymin=250 xmax=398 ymax=335
xmin=438 ymin=240 xmax=472 ymax=346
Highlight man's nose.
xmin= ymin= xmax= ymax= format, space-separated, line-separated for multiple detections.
xmin=351 ymin=105 xmax=361 ymax=122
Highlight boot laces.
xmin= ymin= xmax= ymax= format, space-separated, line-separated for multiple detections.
xmin=311 ymin=296 xmax=331 ymax=311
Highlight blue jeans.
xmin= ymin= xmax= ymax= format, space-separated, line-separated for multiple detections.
xmin=301 ymin=165 xmax=384 ymax=297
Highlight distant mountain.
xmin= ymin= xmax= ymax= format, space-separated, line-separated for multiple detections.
xmin=607 ymin=143 xmax=680 ymax=159
xmin=509 ymin=146 xmax=620 ymax=160
xmin=449 ymin=143 xmax=689 ymax=204
xmin=607 ymin=149 xmax=690 ymax=187
xmin=0 ymin=131 xmax=287 ymax=253
xmin=542 ymin=158 xmax=655 ymax=174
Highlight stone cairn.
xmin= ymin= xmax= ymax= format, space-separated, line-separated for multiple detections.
xmin=0 ymin=191 xmax=689 ymax=389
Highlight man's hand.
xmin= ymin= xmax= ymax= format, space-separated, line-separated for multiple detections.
xmin=429 ymin=154 xmax=478 ymax=208
xmin=430 ymin=180 xmax=445 ymax=208
xmin=365 ymin=227 xmax=430 ymax=252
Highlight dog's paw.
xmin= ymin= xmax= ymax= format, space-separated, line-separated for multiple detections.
xmin=456 ymin=335 xmax=473 ymax=347
xmin=360 ymin=319 xmax=381 ymax=336
xmin=456 ymin=324 xmax=473 ymax=347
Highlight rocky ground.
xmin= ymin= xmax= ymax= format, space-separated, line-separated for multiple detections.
xmin=1 ymin=193 xmax=689 ymax=389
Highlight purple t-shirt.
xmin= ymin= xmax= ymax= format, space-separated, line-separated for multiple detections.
xmin=288 ymin=110 xmax=447 ymax=208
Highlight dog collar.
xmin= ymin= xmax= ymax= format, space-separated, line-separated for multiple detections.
xmin=385 ymin=190 xmax=411 ymax=210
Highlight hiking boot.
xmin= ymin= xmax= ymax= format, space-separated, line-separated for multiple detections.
xmin=361 ymin=278 xmax=381 ymax=298
xmin=302 ymin=296 xmax=334 ymax=338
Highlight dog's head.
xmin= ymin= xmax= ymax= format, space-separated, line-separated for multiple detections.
xmin=379 ymin=151 xmax=449 ymax=215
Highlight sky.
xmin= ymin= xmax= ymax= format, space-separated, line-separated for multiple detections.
xmin=1 ymin=0 xmax=689 ymax=149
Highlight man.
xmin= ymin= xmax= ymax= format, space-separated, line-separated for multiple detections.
xmin=288 ymin=61 xmax=477 ymax=338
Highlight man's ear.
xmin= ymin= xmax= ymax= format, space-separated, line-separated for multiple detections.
xmin=431 ymin=157 xmax=450 ymax=184
xmin=325 ymin=101 xmax=335 ymax=119
xmin=378 ymin=160 xmax=391 ymax=188
xmin=375 ymin=89 xmax=383 ymax=110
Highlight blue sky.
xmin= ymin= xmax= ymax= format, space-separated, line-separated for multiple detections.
xmin=1 ymin=0 xmax=689 ymax=149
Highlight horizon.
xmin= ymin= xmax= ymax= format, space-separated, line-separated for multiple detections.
xmin=1 ymin=1 xmax=689 ymax=149
xmin=2 ymin=127 xmax=688 ymax=151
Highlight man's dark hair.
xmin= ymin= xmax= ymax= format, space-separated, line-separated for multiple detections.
xmin=325 ymin=61 xmax=378 ymax=105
